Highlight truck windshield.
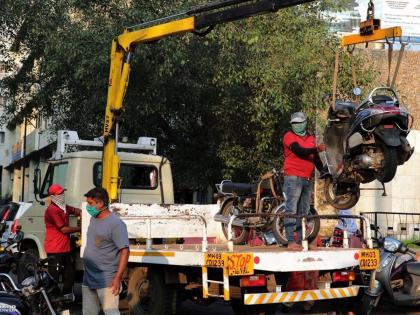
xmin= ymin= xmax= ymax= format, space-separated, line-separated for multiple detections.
xmin=93 ymin=163 xmax=158 ymax=190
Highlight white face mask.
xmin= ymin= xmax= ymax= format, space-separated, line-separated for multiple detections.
xmin=51 ymin=193 xmax=66 ymax=212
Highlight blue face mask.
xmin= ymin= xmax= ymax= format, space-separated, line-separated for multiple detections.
xmin=86 ymin=205 xmax=101 ymax=217
xmin=291 ymin=121 xmax=307 ymax=136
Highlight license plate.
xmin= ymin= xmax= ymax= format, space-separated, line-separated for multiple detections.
xmin=359 ymin=249 xmax=380 ymax=270
xmin=204 ymin=253 xmax=254 ymax=276
xmin=205 ymin=253 xmax=226 ymax=268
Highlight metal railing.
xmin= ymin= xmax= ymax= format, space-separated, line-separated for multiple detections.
xmin=227 ymin=213 xmax=373 ymax=251
xmin=361 ymin=211 xmax=420 ymax=241
xmin=122 ymin=214 xmax=208 ymax=252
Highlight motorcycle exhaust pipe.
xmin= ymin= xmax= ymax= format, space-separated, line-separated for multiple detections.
xmin=214 ymin=213 xmax=245 ymax=227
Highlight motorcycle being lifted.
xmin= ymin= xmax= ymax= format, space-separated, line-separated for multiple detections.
xmin=323 ymin=87 xmax=414 ymax=209
xmin=215 ymin=168 xmax=320 ymax=245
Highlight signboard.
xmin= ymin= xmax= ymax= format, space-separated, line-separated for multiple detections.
xmin=381 ymin=0 xmax=420 ymax=38
xmin=205 ymin=252 xmax=254 ymax=276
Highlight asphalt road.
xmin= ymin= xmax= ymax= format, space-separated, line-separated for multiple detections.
xmin=69 ymin=285 xmax=420 ymax=315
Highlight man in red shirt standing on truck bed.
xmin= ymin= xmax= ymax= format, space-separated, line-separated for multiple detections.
xmin=44 ymin=184 xmax=81 ymax=300
xmin=283 ymin=112 xmax=325 ymax=250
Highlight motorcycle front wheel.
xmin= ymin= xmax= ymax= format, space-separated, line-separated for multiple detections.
xmin=324 ymin=177 xmax=360 ymax=210
xmin=220 ymin=200 xmax=249 ymax=245
xmin=270 ymin=205 xmax=320 ymax=245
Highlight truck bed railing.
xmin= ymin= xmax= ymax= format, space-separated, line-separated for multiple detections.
xmin=122 ymin=214 xmax=208 ymax=252
xmin=227 ymin=213 xmax=373 ymax=251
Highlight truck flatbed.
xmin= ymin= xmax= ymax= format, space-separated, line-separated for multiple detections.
xmin=129 ymin=244 xmax=363 ymax=272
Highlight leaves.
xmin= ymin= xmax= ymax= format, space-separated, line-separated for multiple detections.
xmin=0 ymin=0 xmax=373 ymax=191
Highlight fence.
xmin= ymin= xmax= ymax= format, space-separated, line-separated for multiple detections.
xmin=360 ymin=211 xmax=420 ymax=241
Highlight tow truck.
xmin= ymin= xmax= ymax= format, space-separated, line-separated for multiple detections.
xmin=77 ymin=1 xmax=388 ymax=314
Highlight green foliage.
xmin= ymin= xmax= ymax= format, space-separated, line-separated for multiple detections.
xmin=0 ymin=0 xmax=374 ymax=191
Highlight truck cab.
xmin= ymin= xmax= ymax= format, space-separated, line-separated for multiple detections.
xmin=7 ymin=131 xmax=174 ymax=270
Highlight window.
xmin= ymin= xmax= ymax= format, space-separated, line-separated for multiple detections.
xmin=40 ymin=163 xmax=68 ymax=198
xmin=93 ymin=163 xmax=158 ymax=190
xmin=0 ymin=132 xmax=4 ymax=144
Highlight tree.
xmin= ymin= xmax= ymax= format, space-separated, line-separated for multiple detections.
xmin=0 ymin=0 xmax=372 ymax=193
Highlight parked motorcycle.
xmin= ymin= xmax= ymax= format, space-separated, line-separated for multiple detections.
xmin=214 ymin=168 xmax=320 ymax=245
xmin=361 ymin=227 xmax=420 ymax=315
xmin=323 ymin=87 xmax=414 ymax=209
xmin=0 ymin=232 xmax=71 ymax=315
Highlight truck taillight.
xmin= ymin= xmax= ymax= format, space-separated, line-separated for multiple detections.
xmin=11 ymin=220 xmax=21 ymax=233
xmin=332 ymin=271 xmax=355 ymax=283
xmin=240 ymin=275 xmax=266 ymax=288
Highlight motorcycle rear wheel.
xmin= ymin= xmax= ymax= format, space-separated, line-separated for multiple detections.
xmin=220 ymin=200 xmax=249 ymax=245
xmin=324 ymin=177 xmax=360 ymax=210
xmin=374 ymin=141 xmax=398 ymax=183
xmin=271 ymin=205 xmax=320 ymax=245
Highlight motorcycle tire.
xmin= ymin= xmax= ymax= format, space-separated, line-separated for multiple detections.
xmin=360 ymin=294 xmax=379 ymax=315
xmin=220 ymin=199 xmax=249 ymax=245
xmin=324 ymin=177 xmax=360 ymax=210
xmin=18 ymin=248 xmax=39 ymax=283
xmin=375 ymin=141 xmax=398 ymax=183
xmin=271 ymin=205 xmax=320 ymax=245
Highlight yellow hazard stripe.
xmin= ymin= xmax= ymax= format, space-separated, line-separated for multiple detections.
xmin=244 ymin=286 xmax=360 ymax=305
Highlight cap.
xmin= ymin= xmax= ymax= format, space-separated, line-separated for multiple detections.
xmin=48 ymin=184 xmax=65 ymax=196
xmin=290 ymin=112 xmax=307 ymax=123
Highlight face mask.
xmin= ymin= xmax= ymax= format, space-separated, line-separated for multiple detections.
xmin=292 ymin=121 xmax=307 ymax=136
xmin=86 ymin=205 xmax=101 ymax=218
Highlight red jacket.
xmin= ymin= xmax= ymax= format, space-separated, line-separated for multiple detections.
xmin=44 ymin=204 xmax=76 ymax=254
xmin=283 ymin=131 xmax=317 ymax=179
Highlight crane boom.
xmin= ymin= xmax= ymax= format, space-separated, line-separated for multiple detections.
xmin=102 ymin=0 xmax=316 ymax=201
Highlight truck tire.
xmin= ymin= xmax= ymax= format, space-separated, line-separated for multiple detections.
xmin=231 ymin=301 xmax=277 ymax=315
xmin=127 ymin=267 xmax=181 ymax=315
xmin=220 ymin=200 xmax=249 ymax=245
xmin=17 ymin=248 xmax=39 ymax=282
xmin=271 ymin=205 xmax=320 ymax=245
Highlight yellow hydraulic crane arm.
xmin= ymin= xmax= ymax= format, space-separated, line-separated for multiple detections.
xmin=102 ymin=0 xmax=316 ymax=202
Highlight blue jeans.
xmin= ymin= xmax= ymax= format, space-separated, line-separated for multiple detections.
xmin=284 ymin=176 xmax=312 ymax=243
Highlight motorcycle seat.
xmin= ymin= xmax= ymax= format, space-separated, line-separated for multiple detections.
xmin=220 ymin=181 xmax=256 ymax=196
xmin=372 ymin=95 xmax=394 ymax=105
xmin=331 ymin=101 xmax=357 ymax=118
xmin=403 ymin=262 xmax=420 ymax=276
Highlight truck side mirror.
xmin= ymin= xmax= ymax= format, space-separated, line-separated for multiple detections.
xmin=33 ymin=168 xmax=45 ymax=205
xmin=33 ymin=168 xmax=42 ymax=194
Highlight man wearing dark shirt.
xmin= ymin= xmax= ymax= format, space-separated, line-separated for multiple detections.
xmin=44 ymin=184 xmax=81 ymax=299
xmin=282 ymin=112 xmax=325 ymax=250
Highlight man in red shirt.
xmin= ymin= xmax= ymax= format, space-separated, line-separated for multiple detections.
xmin=283 ymin=112 xmax=325 ymax=250
xmin=44 ymin=184 xmax=81 ymax=299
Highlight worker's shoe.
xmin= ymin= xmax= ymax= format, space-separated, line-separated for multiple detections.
xmin=287 ymin=242 xmax=303 ymax=251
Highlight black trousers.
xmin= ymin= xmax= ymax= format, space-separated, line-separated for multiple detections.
xmin=47 ymin=252 xmax=75 ymax=295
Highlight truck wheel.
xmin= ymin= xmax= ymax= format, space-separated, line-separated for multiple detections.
xmin=324 ymin=177 xmax=360 ymax=210
xmin=220 ymin=200 xmax=249 ymax=245
xmin=231 ymin=301 xmax=277 ymax=315
xmin=127 ymin=267 xmax=180 ymax=315
xmin=17 ymin=248 xmax=39 ymax=282
xmin=271 ymin=205 xmax=320 ymax=245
